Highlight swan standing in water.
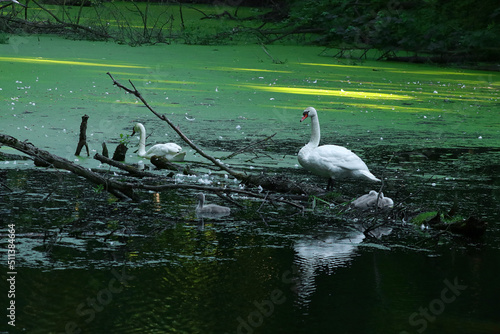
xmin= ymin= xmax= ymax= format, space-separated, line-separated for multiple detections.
xmin=352 ymin=190 xmax=394 ymax=210
xmin=298 ymin=107 xmax=380 ymax=189
xmin=132 ymin=123 xmax=186 ymax=161
xmin=195 ymin=193 xmax=231 ymax=218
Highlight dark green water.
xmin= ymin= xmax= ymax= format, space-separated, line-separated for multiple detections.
xmin=1 ymin=36 xmax=499 ymax=334
xmin=1 ymin=146 xmax=499 ymax=334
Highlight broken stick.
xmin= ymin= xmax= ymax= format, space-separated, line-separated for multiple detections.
xmin=75 ymin=114 xmax=90 ymax=156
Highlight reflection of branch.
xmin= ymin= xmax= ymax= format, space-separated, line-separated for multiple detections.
xmin=140 ymin=183 xmax=303 ymax=209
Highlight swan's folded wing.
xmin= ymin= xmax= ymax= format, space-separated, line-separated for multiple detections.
xmin=314 ymin=145 xmax=370 ymax=171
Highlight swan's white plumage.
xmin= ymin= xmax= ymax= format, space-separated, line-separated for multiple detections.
xmin=298 ymin=107 xmax=380 ymax=185
xmin=352 ymin=190 xmax=394 ymax=210
xmin=132 ymin=123 xmax=186 ymax=161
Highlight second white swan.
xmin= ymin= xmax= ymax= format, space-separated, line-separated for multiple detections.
xmin=298 ymin=107 xmax=380 ymax=189
xmin=132 ymin=123 xmax=186 ymax=161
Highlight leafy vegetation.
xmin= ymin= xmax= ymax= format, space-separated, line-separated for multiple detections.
xmin=284 ymin=0 xmax=500 ymax=62
xmin=1 ymin=0 xmax=498 ymax=63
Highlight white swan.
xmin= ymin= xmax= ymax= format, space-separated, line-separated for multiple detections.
xmin=132 ymin=123 xmax=186 ymax=161
xmin=298 ymin=107 xmax=380 ymax=189
xmin=352 ymin=190 xmax=394 ymax=210
xmin=195 ymin=193 xmax=231 ymax=218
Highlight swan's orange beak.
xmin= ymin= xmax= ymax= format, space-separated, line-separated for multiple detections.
xmin=300 ymin=113 xmax=308 ymax=122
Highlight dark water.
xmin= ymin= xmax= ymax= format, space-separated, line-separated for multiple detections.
xmin=1 ymin=145 xmax=500 ymax=334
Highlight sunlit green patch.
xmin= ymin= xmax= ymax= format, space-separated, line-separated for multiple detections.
xmin=242 ymin=84 xmax=413 ymax=101
xmin=0 ymin=56 xmax=147 ymax=68
xmin=209 ymin=66 xmax=293 ymax=74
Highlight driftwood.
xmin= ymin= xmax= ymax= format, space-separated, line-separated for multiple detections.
xmin=0 ymin=133 xmax=136 ymax=200
xmin=150 ymin=156 xmax=185 ymax=172
xmin=75 ymin=114 xmax=90 ymax=156
xmin=0 ymin=133 xmax=305 ymax=209
xmin=94 ymin=153 xmax=158 ymax=178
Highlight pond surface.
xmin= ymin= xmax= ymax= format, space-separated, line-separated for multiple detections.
xmin=1 ymin=36 xmax=500 ymax=334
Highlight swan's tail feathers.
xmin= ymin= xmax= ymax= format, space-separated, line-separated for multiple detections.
xmin=170 ymin=151 xmax=187 ymax=162
xmin=359 ymin=170 xmax=381 ymax=182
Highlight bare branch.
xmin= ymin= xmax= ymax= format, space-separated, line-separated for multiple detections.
xmin=222 ymin=133 xmax=277 ymax=160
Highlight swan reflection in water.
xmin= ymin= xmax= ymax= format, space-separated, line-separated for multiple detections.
xmin=293 ymin=225 xmax=391 ymax=306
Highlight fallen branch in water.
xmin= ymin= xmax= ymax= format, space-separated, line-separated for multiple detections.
xmin=94 ymin=153 xmax=158 ymax=178
xmin=0 ymin=132 xmax=304 ymax=209
xmin=106 ymin=72 xmax=325 ymax=196
xmin=0 ymin=133 xmax=136 ymax=201
xmin=106 ymin=72 xmax=242 ymax=178
xmin=222 ymin=132 xmax=277 ymax=160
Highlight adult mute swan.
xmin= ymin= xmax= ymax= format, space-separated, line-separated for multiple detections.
xmin=352 ymin=190 xmax=394 ymax=210
xmin=196 ymin=193 xmax=231 ymax=218
xmin=132 ymin=123 xmax=186 ymax=161
xmin=298 ymin=107 xmax=380 ymax=189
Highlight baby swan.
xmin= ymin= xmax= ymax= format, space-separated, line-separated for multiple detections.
xmin=352 ymin=190 xmax=394 ymax=210
xmin=196 ymin=193 xmax=231 ymax=218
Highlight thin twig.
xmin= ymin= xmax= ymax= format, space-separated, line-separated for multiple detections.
xmin=222 ymin=133 xmax=277 ymax=160
xmin=107 ymin=72 xmax=243 ymax=179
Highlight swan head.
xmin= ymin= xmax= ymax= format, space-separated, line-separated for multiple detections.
xmin=131 ymin=123 xmax=139 ymax=136
xmin=197 ymin=193 xmax=205 ymax=204
xmin=300 ymin=107 xmax=317 ymax=122
xmin=131 ymin=123 xmax=144 ymax=136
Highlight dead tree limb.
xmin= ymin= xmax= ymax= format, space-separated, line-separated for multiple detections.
xmin=222 ymin=133 xmax=277 ymax=160
xmin=139 ymin=183 xmax=304 ymax=210
xmin=106 ymin=72 xmax=324 ymax=195
xmin=106 ymin=72 xmax=245 ymax=179
xmin=75 ymin=114 xmax=90 ymax=156
xmin=1 ymin=132 xmax=306 ymax=209
xmin=0 ymin=133 xmax=136 ymax=200
xmin=31 ymin=0 xmax=110 ymax=39
xmin=94 ymin=153 xmax=158 ymax=178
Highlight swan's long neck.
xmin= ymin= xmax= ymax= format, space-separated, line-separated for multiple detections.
xmin=197 ymin=194 xmax=205 ymax=209
xmin=308 ymin=115 xmax=321 ymax=148
xmin=136 ymin=123 xmax=147 ymax=156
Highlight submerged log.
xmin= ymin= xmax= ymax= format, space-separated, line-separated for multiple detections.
xmin=413 ymin=211 xmax=487 ymax=237
xmin=0 ymin=133 xmax=137 ymax=200
xmin=150 ymin=155 xmax=184 ymax=172
xmin=431 ymin=215 xmax=487 ymax=237
xmin=94 ymin=153 xmax=158 ymax=178
xmin=243 ymin=173 xmax=325 ymax=195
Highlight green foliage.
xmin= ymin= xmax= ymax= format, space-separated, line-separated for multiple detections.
xmin=119 ymin=133 xmax=130 ymax=147
xmin=0 ymin=32 xmax=8 ymax=44
xmin=287 ymin=0 xmax=500 ymax=61
xmin=93 ymin=183 xmax=105 ymax=193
